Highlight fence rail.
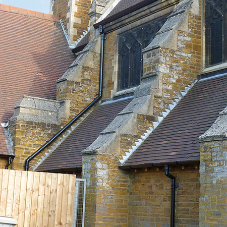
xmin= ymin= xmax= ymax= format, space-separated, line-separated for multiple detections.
xmin=0 ymin=169 xmax=76 ymax=227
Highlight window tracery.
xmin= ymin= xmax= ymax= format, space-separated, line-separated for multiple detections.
xmin=118 ymin=17 xmax=166 ymax=90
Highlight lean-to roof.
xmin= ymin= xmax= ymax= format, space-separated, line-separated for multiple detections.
xmin=123 ymin=74 xmax=227 ymax=168
xmin=36 ymin=98 xmax=133 ymax=172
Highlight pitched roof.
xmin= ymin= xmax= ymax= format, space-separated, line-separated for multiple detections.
xmin=0 ymin=4 xmax=75 ymax=156
xmin=94 ymin=0 xmax=158 ymax=28
xmin=123 ymin=74 xmax=227 ymax=168
xmin=36 ymin=98 xmax=133 ymax=172
xmin=72 ymin=31 xmax=90 ymax=53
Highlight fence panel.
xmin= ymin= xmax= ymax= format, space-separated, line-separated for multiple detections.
xmin=0 ymin=169 xmax=76 ymax=227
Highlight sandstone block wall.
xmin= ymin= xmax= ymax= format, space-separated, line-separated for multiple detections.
xmin=51 ymin=0 xmax=69 ymax=27
xmin=73 ymin=0 xmax=91 ymax=41
xmin=128 ymin=166 xmax=200 ymax=227
xmin=82 ymin=1 xmax=203 ymax=226
xmin=0 ymin=159 xmax=8 ymax=169
xmin=56 ymin=42 xmax=101 ymax=125
xmin=200 ymin=140 xmax=227 ymax=227
xmin=83 ymin=155 xmax=200 ymax=227
xmin=143 ymin=10 xmax=201 ymax=117
xmin=83 ymin=153 xmax=129 ymax=227
xmin=9 ymin=119 xmax=59 ymax=170
xmin=102 ymin=31 xmax=116 ymax=99
xmin=51 ymin=0 xmax=91 ymax=43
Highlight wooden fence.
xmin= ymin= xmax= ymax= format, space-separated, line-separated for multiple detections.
xmin=0 ymin=169 xmax=76 ymax=227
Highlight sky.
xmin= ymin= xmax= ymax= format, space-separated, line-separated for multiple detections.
xmin=0 ymin=0 xmax=50 ymax=14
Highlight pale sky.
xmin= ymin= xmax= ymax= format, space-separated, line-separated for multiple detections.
xmin=0 ymin=0 xmax=50 ymax=14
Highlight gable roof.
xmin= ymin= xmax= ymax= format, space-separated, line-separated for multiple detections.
xmin=36 ymin=98 xmax=133 ymax=172
xmin=123 ymin=74 xmax=227 ymax=168
xmin=0 ymin=4 xmax=75 ymax=156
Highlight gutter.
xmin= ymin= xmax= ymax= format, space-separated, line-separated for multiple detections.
xmin=165 ymin=165 xmax=176 ymax=227
xmin=24 ymin=25 xmax=105 ymax=171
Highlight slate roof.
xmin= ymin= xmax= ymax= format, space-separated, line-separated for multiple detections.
xmin=36 ymin=98 xmax=133 ymax=172
xmin=0 ymin=4 xmax=75 ymax=156
xmin=123 ymin=74 xmax=227 ymax=168
xmin=94 ymin=0 xmax=158 ymax=28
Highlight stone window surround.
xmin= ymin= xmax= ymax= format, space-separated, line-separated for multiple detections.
xmin=111 ymin=1 xmax=175 ymax=98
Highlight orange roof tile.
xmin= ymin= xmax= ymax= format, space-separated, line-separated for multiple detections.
xmin=0 ymin=4 xmax=59 ymax=21
xmin=0 ymin=5 xmax=75 ymax=156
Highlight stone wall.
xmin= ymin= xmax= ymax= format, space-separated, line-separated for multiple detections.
xmin=81 ymin=1 xmax=202 ymax=226
xmin=200 ymin=139 xmax=227 ymax=227
xmin=83 ymin=156 xmax=200 ymax=227
xmin=51 ymin=0 xmax=91 ymax=43
xmin=9 ymin=119 xmax=59 ymax=170
xmin=73 ymin=0 xmax=91 ymax=41
xmin=199 ymin=107 xmax=227 ymax=226
xmin=8 ymin=96 xmax=62 ymax=170
xmin=143 ymin=0 xmax=201 ymax=117
xmin=128 ymin=166 xmax=200 ymax=227
xmin=28 ymin=38 xmax=102 ymax=170
xmin=0 ymin=159 xmax=8 ymax=169
xmin=83 ymin=153 xmax=129 ymax=227
xmin=102 ymin=31 xmax=117 ymax=99
xmin=56 ymin=39 xmax=101 ymax=125
xmin=51 ymin=0 xmax=69 ymax=27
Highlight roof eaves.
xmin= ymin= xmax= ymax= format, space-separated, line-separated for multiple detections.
xmin=93 ymin=0 xmax=158 ymax=28
xmin=95 ymin=0 xmax=122 ymax=24
xmin=119 ymin=160 xmax=200 ymax=169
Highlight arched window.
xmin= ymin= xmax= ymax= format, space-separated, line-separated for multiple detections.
xmin=118 ymin=18 xmax=166 ymax=90
xmin=205 ymin=0 xmax=227 ymax=67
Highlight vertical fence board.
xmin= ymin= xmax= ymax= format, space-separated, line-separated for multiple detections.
xmin=66 ymin=175 xmax=76 ymax=227
xmin=6 ymin=170 xmax=16 ymax=217
xmin=43 ymin=173 xmax=52 ymax=227
xmin=30 ymin=172 xmax=39 ymax=226
xmin=61 ymin=174 xmax=69 ymax=226
xmin=0 ymin=169 xmax=10 ymax=216
xmin=48 ymin=173 xmax=58 ymax=227
xmin=0 ymin=169 xmax=3 ymax=216
xmin=12 ymin=170 xmax=22 ymax=221
xmin=36 ymin=172 xmax=46 ymax=227
xmin=18 ymin=171 xmax=28 ymax=227
xmin=24 ymin=171 xmax=34 ymax=227
xmin=55 ymin=174 xmax=64 ymax=227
